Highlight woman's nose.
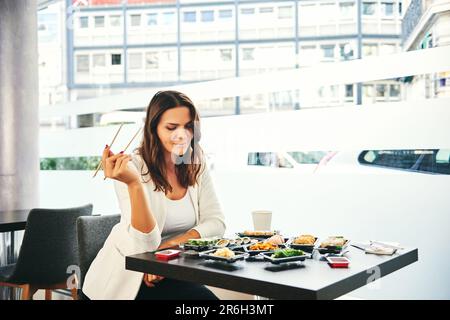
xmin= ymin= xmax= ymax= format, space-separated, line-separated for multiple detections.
xmin=171 ymin=128 xmax=188 ymax=141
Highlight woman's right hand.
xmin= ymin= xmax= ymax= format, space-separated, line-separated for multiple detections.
xmin=102 ymin=146 xmax=140 ymax=186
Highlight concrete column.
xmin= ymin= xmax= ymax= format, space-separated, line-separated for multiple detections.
xmin=0 ymin=0 xmax=39 ymax=210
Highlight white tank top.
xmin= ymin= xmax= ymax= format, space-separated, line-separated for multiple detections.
xmin=162 ymin=191 xmax=196 ymax=241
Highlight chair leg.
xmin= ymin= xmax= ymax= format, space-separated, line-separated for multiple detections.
xmin=71 ymin=287 xmax=78 ymax=300
xmin=21 ymin=284 xmax=33 ymax=300
xmin=45 ymin=289 xmax=52 ymax=300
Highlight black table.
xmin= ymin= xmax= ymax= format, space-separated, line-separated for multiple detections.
xmin=0 ymin=210 xmax=30 ymax=263
xmin=126 ymin=246 xmax=418 ymax=299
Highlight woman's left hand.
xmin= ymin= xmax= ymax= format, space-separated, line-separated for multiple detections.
xmin=143 ymin=273 xmax=165 ymax=288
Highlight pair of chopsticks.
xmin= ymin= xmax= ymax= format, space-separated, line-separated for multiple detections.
xmin=92 ymin=123 xmax=142 ymax=179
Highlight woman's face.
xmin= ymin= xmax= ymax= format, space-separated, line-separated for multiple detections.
xmin=156 ymin=106 xmax=194 ymax=160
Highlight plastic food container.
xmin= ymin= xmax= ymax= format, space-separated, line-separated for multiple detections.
xmin=155 ymin=249 xmax=181 ymax=261
xmin=326 ymin=256 xmax=350 ymax=268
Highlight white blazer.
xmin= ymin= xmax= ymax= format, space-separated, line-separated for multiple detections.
xmin=82 ymin=154 xmax=226 ymax=300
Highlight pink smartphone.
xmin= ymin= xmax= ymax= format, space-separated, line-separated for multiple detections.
xmin=155 ymin=249 xmax=181 ymax=261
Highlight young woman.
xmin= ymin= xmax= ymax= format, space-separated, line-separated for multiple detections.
xmin=83 ymin=91 xmax=226 ymax=300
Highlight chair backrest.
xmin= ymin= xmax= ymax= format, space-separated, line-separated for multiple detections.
xmin=76 ymin=214 xmax=120 ymax=290
xmin=10 ymin=204 xmax=93 ymax=284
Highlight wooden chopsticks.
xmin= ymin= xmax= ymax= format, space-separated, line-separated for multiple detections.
xmin=92 ymin=123 xmax=124 ymax=178
xmin=102 ymin=126 xmax=143 ymax=180
xmin=92 ymin=123 xmax=142 ymax=179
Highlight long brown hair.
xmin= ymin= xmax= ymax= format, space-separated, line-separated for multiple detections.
xmin=137 ymin=90 xmax=204 ymax=193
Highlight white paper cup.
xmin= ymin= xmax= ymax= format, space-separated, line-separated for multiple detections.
xmin=252 ymin=210 xmax=272 ymax=231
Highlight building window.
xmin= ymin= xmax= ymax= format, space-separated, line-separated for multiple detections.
xmin=363 ymin=84 xmax=374 ymax=98
xmin=380 ymin=43 xmax=396 ymax=55
xmin=259 ymin=7 xmax=273 ymax=14
xmin=130 ymin=14 xmax=141 ymax=27
xmin=339 ymin=2 xmax=354 ymax=18
xmin=219 ymin=9 xmax=232 ymax=19
xmin=163 ymin=50 xmax=175 ymax=62
xmin=345 ymin=84 xmax=354 ymax=98
xmin=76 ymin=55 xmax=89 ymax=73
xmin=162 ymin=12 xmax=175 ymax=25
xmin=278 ymin=6 xmax=293 ymax=19
xmin=145 ymin=52 xmax=158 ymax=69
xmin=147 ymin=13 xmax=157 ymax=26
xmin=390 ymin=84 xmax=400 ymax=97
xmin=340 ymin=43 xmax=354 ymax=60
xmin=242 ymin=48 xmax=254 ymax=61
xmin=376 ymin=84 xmax=387 ymax=98
xmin=321 ymin=45 xmax=335 ymax=59
xmin=241 ymin=8 xmax=255 ymax=15
xmin=94 ymin=16 xmax=105 ymax=28
xmin=79 ymin=16 xmax=88 ymax=28
xmin=109 ymin=15 xmax=121 ymax=27
xmin=129 ymin=53 xmax=142 ymax=69
xmin=362 ymin=2 xmax=376 ymax=15
xmin=201 ymin=10 xmax=214 ymax=22
xmin=183 ymin=11 xmax=196 ymax=22
xmin=382 ymin=2 xmax=394 ymax=16
xmin=111 ymin=54 xmax=122 ymax=65
xmin=220 ymin=49 xmax=232 ymax=61
xmin=363 ymin=43 xmax=378 ymax=56
xmin=93 ymin=54 xmax=105 ymax=67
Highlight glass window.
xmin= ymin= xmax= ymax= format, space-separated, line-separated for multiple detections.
xmin=130 ymin=14 xmax=141 ymax=27
xmin=363 ymin=84 xmax=374 ymax=97
xmin=94 ymin=16 xmax=105 ymax=28
xmin=380 ymin=44 xmax=396 ymax=55
xmin=219 ymin=9 xmax=232 ymax=19
xmin=241 ymin=8 xmax=255 ymax=15
xmin=79 ymin=16 xmax=88 ymax=28
xmin=129 ymin=53 xmax=142 ymax=69
xmin=162 ymin=12 xmax=175 ymax=25
xmin=76 ymin=55 xmax=89 ymax=73
xmin=219 ymin=9 xmax=233 ymax=19
xmin=110 ymin=15 xmax=121 ymax=27
xmin=321 ymin=45 xmax=335 ymax=58
xmin=111 ymin=54 xmax=121 ymax=65
xmin=359 ymin=150 xmax=450 ymax=175
xmin=147 ymin=13 xmax=157 ymax=26
xmin=201 ymin=10 xmax=214 ymax=22
xmin=220 ymin=49 xmax=232 ymax=61
xmin=362 ymin=2 xmax=376 ymax=15
xmin=242 ymin=48 xmax=254 ymax=61
xmin=363 ymin=43 xmax=378 ymax=56
xmin=278 ymin=6 xmax=293 ymax=19
xmin=93 ymin=54 xmax=105 ymax=67
xmin=339 ymin=2 xmax=354 ymax=18
xmin=376 ymin=84 xmax=387 ymax=97
xmin=259 ymin=7 xmax=274 ymax=14
xmin=390 ymin=84 xmax=400 ymax=97
xmin=145 ymin=52 xmax=158 ymax=69
xmin=340 ymin=43 xmax=354 ymax=60
xmin=163 ymin=50 xmax=175 ymax=62
xmin=382 ymin=2 xmax=394 ymax=16
xmin=288 ymin=151 xmax=328 ymax=164
xmin=248 ymin=152 xmax=293 ymax=168
xmin=345 ymin=84 xmax=354 ymax=97
xmin=183 ymin=11 xmax=196 ymax=22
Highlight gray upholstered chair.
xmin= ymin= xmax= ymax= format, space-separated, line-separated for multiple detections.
xmin=76 ymin=214 xmax=120 ymax=300
xmin=0 ymin=204 xmax=93 ymax=300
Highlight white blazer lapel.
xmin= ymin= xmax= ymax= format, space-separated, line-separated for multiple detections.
xmin=188 ymin=185 xmax=199 ymax=225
